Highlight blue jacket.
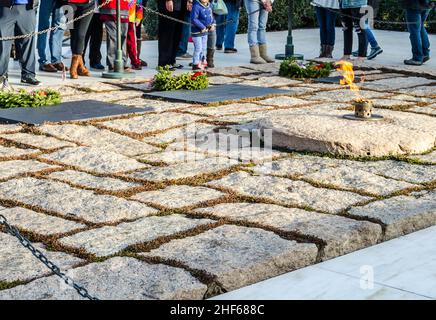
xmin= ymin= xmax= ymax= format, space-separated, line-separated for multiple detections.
xmin=191 ymin=0 xmax=215 ymax=35
xmin=340 ymin=0 xmax=367 ymax=8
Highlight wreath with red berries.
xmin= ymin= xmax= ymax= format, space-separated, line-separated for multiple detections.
xmin=279 ymin=58 xmax=334 ymax=79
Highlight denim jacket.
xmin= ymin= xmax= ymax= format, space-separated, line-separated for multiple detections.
xmin=340 ymin=0 xmax=367 ymax=8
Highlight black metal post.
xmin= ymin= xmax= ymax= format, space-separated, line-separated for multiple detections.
xmin=275 ymin=0 xmax=303 ymax=60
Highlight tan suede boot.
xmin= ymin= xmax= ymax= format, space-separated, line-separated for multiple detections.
xmin=70 ymin=54 xmax=80 ymax=79
xmin=77 ymin=55 xmax=90 ymax=76
xmin=259 ymin=44 xmax=275 ymax=63
xmin=250 ymin=45 xmax=266 ymax=64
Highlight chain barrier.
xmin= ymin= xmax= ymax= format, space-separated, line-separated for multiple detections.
xmin=0 ymin=214 xmax=99 ymax=300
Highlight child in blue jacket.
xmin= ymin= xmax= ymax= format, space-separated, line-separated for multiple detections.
xmin=191 ymin=0 xmax=216 ymax=70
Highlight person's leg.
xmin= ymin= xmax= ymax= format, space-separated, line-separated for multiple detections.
xmin=49 ymin=5 xmax=65 ymax=64
xmin=365 ymin=26 xmax=378 ymax=49
xmin=88 ymin=13 xmax=104 ymax=66
xmin=257 ymin=7 xmax=268 ymax=45
xmin=15 ymin=7 xmax=38 ymax=80
xmin=127 ymin=22 xmax=140 ymax=67
xmin=215 ymin=14 xmax=226 ymax=48
xmin=70 ymin=6 xmax=94 ymax=55
xmin=223 ymin=0 xmax=240 ymax=50
xmin=245 ymin=0 xmax=259 ymax=47
xmin=207 ymin=29 xmax=216 ymax=67
xmin=351 ymin=8 xmax=367 ymax=58
xmin=0 ymin=7 xmax=15 ymax=78
xmin=171 ymin=10 xmax=185 ymax=65
xmin=420 ymin=9 xmax=430 ymax=59
xmin=120 ymin=22 xmax=129 ymax=68
xmin=325 ymin=9 xmax=337 ymax=46
xmin=177 ymin=11 xmax=191 ymax=57
xmin=158 ymin=13 xmax=177 ymax=66
xmin=105 ymin=20 xmax=117 ymax=69
xmin=340 ymin=8 xmax=353 ymax=57
xmin=405 ymin=9 xmax=423 ymax=62
xmin=201 ymin=34 xmax=208 ymax=64
xmin=36 ymin=0 xmax=51 ymax=67
xmin=315 ymin=6 xmax=327 ymax=46
xmin=192 ymin=36 xmax=202 ymax=66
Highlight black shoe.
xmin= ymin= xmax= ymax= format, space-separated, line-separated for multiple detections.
xmin=423 ymin=56 xmax=430 ymax=63
xmin=90 ymin=62 xmax=105 ymax=70
xmin=192 ymin=64 xmax=202 ymax=71
xmin=404 ymin=58 xmax=423 ymax=66
xmin=172 ymin=63 xmax=184 ymax=69
xmin=140 ymin=59 xmax=148 ymax=67
xmin=216 ymin=45 xmax=223 ymax=51
xmin=21 ymin=76 xmax=41 ymax=86
xmin=367 ymin=46 xmax=383 ymax=60
xmin=224 ymin=48 xmax=237 ymax=53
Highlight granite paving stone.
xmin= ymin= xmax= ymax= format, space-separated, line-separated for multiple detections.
xmin=59 ymin=215 xmax=215 ymax=257
xmin=142 ymin=225 xmax=318 ymax=291
xmin=0 ymin=145 xmax=40 ymax=158
xmin=0 ymin=132 xmax=76 ymax=150
xmin=132 ymin=185 xmax=226 ymax=208
xmin=207 ymin=171 xmax=371 ymax=213
xmin=0 ymin=177 xmax=157 ymax=223
xmin=0 ymin=257 xmax=207 ymax=300
xmin=0 ymin=160 xmax=59 ymax=180
xmin=194 ymin=203 xmax=382 ymax=259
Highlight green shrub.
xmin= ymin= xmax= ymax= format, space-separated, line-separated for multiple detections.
xmin=151 ymin=66 xmax=209 ymax=91
xmin=0 ymin=89 xmax=61 ymax=109
xmin=279 ymin=58 xmax=334 ymax=78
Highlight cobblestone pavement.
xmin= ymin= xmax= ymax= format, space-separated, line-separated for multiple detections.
xmin=1 ymin=63 xmax=435 ymax=300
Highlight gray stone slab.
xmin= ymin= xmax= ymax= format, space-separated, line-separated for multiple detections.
xmin=0 ymin=232 xmax=83 ymax=282
xmin=0 ymin=160 xmax=59 ymax=180
xmin=59 ymin=215 xmax=214 ymax=257
xmin=132 ymin=185 xmax=225 ymax=208
xmin=0 ymin=145 xmax=40 ymax=158
xmin=348 ymin=190 xmax=436 ymax=240
xmin=206 ymin=171 xmax=371 ymax=213
xmin=194 ymin=203 xmax=382 ymax=259
xmin=0 ymin=132 xmax=76 ymax=150
xmin=0 ymin=100 xmax=145 ymax=125
xmin=142 ymin=84 xmax=290 ymax=105
xmin=0 ymin=207 xmax=85 ymax=236
xmin=0 ymin=177 xmax=157 ymax=223
xmin=0 ymin=257 xmax=207 ymax=300
xmin=142 ymin=225 xmax=318 ymax=291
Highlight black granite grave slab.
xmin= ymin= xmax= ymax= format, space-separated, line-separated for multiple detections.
xmin=315 ymin=75 xmax=362 ymax=84
xmin=0 ymin=100 xmax=150 ymax=125
xmin=142 ymin=84 xmax=290 ymax=104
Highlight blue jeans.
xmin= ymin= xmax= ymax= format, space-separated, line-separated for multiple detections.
xmin=216 ymin=0 xmax=240 ymax=49
xmin=405 ymin=9 xmax=430 ymax=62
xmin=244 ymin=0 xmax=268 ymax=47
xmin=192 ymin=34 xmax=207 ymax=65
xmin=37 ymin=0 xmax=64 ymax=66
xmin=365 ymin=26 xmax=379 ymax=49
xmin=315 ymin=6 xmax=337 ymax=46
xmin=177 ymin=11 xmax=191 ymax=56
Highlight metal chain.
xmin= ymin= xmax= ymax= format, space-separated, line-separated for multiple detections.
xmin=0 ymin=0 xmax=112 ymax=41
xmin=0 ymin=214 xmax=98 ymax=300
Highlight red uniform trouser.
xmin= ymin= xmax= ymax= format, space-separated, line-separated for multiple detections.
xmin=127 ymin=22 xmax=141 ymax=66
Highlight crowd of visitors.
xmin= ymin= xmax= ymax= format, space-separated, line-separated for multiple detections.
xmin=0 ymin=0 xmax=433 ymax=85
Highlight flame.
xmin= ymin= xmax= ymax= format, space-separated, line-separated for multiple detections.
xmin=336 ymin=60 xmax=360 ymax=98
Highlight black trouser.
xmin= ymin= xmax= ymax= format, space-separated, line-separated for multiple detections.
xmin=70 ymin=2 xmax=95 ymax=55
xmin=83 ymin=12 xmax=103 ymax=65
xmin=158 ymin=9 xmax=185 ymax=67
xmin=340 ymin=8 xmax=367 ymax=57
xmin=0 ymin=5 xmax=36 ymax=78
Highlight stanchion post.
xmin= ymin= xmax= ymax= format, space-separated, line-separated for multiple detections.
xmin=275 ymin=0 xmax=304 ymax=60
xmin=103 ymin=0 xmax=135 ymax=78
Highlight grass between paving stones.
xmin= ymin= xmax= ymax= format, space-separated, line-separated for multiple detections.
xmin=0 ymin=280 xmax=27 ymax=291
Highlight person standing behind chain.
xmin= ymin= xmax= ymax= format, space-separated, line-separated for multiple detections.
xmin=215 ymin=0 xmax=241 ymax=53
xmin=245 ymin=0 xmax=275 ymax=64
xmin=191 ymin=0 xmax=215 ymax=70
xmin=157 ymin=0 xmax=188 ymax=70
xmin=311 ymin=0 xmax=339 ymax=59
xmin=83 ymin=0 xmax=105 ymax=70
xmin=127 ymin=0 xmax=144 ymax=69
xmin=0 ymin=0 xmax=40 ymax=85
xmin=37 ymin=0 xmax=68 ymax=73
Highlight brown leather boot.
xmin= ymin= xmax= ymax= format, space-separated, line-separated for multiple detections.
xmin=52 ymin=62 xmax=69 ymax=72
xmin=70 ymin=54 xmax=80 ymax=79
xmin=207 ymin=48 xmax=215 ymax=68
xmin=77 ymin=55 xmax=90 ymax=76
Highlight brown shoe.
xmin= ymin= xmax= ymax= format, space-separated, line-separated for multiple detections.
xmin=77 ymin=55 xmax=90 ymax=76
xmin=70 ymin=54 xmax=80 ymax=79
xmin=39 ymin=63 xmax=58 ymax=73
xmin=52 ymin=62 xmax=69 ymax=72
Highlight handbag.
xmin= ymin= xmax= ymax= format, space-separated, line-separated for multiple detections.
xmin=212 ymin=0 xmax=228 ymax=15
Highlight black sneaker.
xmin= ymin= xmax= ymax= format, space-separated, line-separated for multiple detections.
xmin=21 ymin=76 xmax=41 ymax=86
xmin=423 ymin=56 xmax=430 ymax=63
xmin=367 ymin=47 xmax=383 ymax=60
xmin=172 ymin=63 xmax=184 ymax=69
xmin=90 ymin=62 xmax=105 ymax=70
xmin=352 ymin=50 xmax=359 ymax=57
xmin=216 ymin=45 xmax=223 ymax=51
xmin=404 ymin=58 xmax=423 ymax=66
xmin=224 ymin=48 xmax=237 ymax=53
